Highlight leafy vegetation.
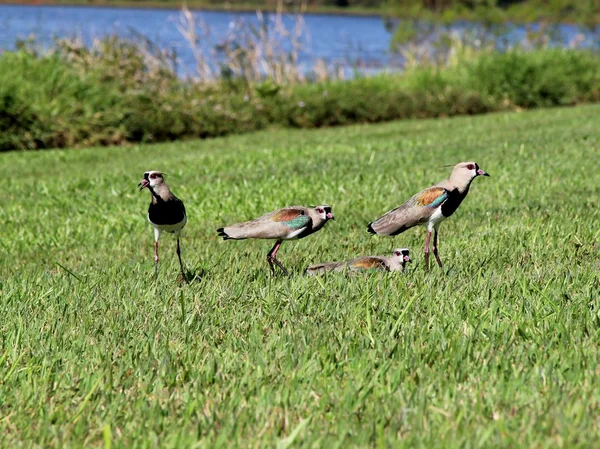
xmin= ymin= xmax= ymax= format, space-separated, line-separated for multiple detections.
xmin=11 ymin=0 xmax=600 ymax=24
xmin=2 ymin=37 xmax=600 ymax=151
xmin=386 ymin=0 xmax=600 ymax=25
xmin=1 ymin=104 xmax=599 ymax=447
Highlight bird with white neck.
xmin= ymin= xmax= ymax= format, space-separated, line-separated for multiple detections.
xmin=367 ymin=161 xmax=490 ymax=271
xmin=217 ymin=205 xmax=335 ymax=276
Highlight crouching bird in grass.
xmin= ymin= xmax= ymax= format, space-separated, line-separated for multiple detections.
xmin=217 ymin=205 xmax=335 ymax=276
xmin=138 ymin=170 xmax=187 ymax=281
xmin=367 ymin=162 xmax=490 ymax=272
xmin=306 ymin=248 xmax=411 ymax=276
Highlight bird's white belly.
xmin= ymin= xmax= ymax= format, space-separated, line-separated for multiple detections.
xmin=426 ymin=208 xmax=446 ymax=232
xmin=148 ymin=214 xmax=187 ymax=234
xmin=284 ymin=227 xmax=308 ymax=240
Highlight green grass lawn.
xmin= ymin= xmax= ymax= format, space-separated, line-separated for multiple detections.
xmin=1 ymin=104 xmax=599 ymax=448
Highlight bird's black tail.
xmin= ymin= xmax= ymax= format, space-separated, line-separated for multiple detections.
xmin=367 ymin=223 xmax=377 ymax=235
xmin=217 ymin=228 xmax=231 ymax=240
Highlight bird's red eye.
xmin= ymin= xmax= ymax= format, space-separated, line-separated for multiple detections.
xmin=467 ymin=164 xmax=475 ymax=170
xmin=150 ymin=173 xmax=156 ymax=179
xmin=318 ymin=208 xmax=323 ymax=213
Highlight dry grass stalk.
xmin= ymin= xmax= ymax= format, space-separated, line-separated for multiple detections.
xmin=176 ymin=0 xmax=338 ymax=86
xmin=174 ymin=4 xmax=216 ymax=79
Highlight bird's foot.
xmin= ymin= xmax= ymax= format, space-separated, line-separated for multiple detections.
xmin=273 ymin=258 xmax=290 ymax=277
xmin=267 ymin=256 xmax=289 ymax=277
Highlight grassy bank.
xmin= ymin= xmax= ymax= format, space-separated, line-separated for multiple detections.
xmin=2 ymin=43 xmax=600 ymax=151
xmin=1 ymin=104 xmax=599 ymax=447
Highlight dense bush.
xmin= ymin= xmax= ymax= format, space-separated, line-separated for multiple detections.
xmin=465 ymin=50 xmax=600 ymax=107
xmin=1 ymin=44 xmax=599 ymax=151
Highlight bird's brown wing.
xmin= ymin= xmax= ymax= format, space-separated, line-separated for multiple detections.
xmin=269 ymin=208 xmax=311 ymax=230
xmin=348 ymin=257 xmax=389 ymax=271
xmin=218 ymin=207 xmax=310 ymax=240
xmin=368 ymin=186 xmax=448 ymax=236
xmin=415 ymin=187 xmax=448 ymax=207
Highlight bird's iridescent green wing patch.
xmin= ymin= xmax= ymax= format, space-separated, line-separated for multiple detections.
xmin=283 ymin=215 xmax=311 ymax=229
xmin=271 ymin=208 xmax=310 ymax=230
xmin=416 ymin=187 xmax=449 ymax=208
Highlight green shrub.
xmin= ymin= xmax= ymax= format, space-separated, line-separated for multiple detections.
xmin=0 ymin=41 xmax=599 ymax=151
xmin=466 ymin=50 xmax=600 ymax=108
xmin=0 ymin=51 xmax=128 ymax=150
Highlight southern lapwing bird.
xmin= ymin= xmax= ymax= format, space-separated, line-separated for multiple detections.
xmin=217 ymin=205 xmax=335 ymax=276
xmin=306 ymin=248 xmax=411 ymax=276
xmin=367 ymin=161 xmax=490 ymax=272
xmin=138 ymin=171 xmax=187 ymax=281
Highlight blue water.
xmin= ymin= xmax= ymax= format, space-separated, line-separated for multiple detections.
xmin=0 ymin=5 xmax=394 ymax=73
xmin=0 ymin=4 xmax=598 ymax=75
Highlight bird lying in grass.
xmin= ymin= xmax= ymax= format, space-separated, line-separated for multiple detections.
xmin=217 ymin=205 xmax=335 ymax=276
xmin=367 ymin=161 xmax=490 ymax=271
xmin=305 ymin=248 xmax=411 ymax=276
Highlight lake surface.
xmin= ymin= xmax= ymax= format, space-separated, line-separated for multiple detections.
xmin=0 ymin=4 xmax=598 ymax=76
xmin=0 ymin=4 xmax=394 ymax=74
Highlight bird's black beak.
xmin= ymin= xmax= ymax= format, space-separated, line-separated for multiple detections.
xmin=326 ymin=212 xmax=335 ymax=220
xmin=477 ymin=169 xmax=490 ymax=177
xmin=138 ymin=179 xmax=150 ymax=191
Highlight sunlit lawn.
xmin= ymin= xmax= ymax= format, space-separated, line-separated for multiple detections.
xmin=1 ymin=104 xmax=599 ymax=448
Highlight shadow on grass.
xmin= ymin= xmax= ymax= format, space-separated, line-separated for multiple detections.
xmin=177 ymin=266 xmax=207 ymax=284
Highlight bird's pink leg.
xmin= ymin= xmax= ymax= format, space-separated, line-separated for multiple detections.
xmin=424 ymin=231 xmax=431 ymax=272
xmin=267 ymin=239 xmax=289 ymax=276
xmin=176 ymin=237 xmax=187 ymax=283
xmin=154 ymin=241 xmax=159 ymax=280
xmin=433 ymin=229 xmax=443 ymax=268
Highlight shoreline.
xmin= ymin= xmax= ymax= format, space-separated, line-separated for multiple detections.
xmin=0 ymin=1 xmax=598 ymax=25
xmin=0 ymin=1 xmax=385 ymax=17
